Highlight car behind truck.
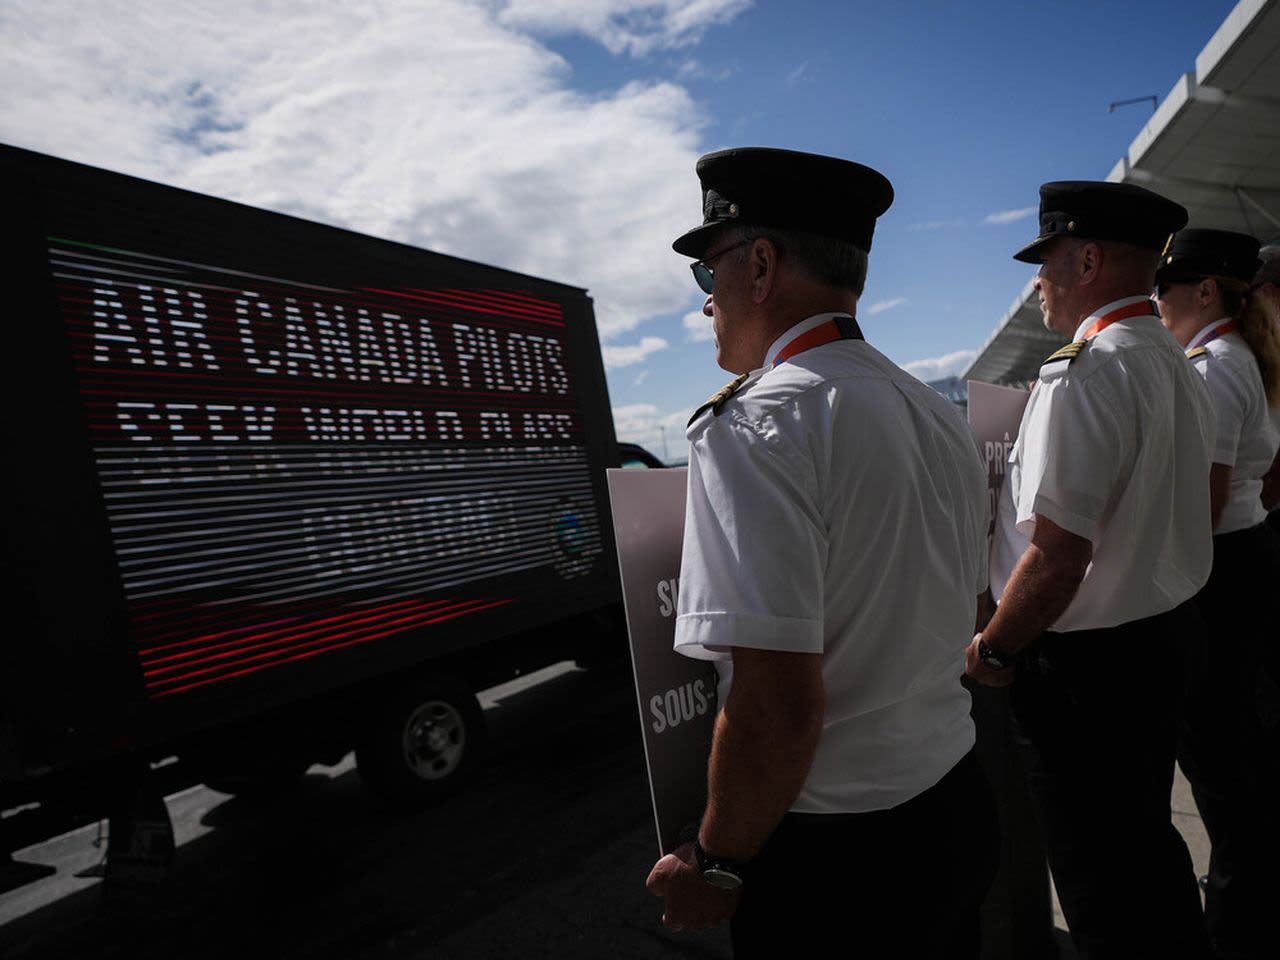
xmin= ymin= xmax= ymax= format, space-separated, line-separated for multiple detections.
xmin=0 ymin=144 xmax=638 ymax=892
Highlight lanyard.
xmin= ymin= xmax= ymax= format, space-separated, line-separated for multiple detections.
xmin=771 ymin=315 xmax=864 ymax=368
xmin=1080 ymin=299 xmax=1158 ymax=340
xmin=1187 ymin=320 xmax=1235 ymax=353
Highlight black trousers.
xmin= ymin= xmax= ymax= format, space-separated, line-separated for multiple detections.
xmin=1178 ymin=524 xmax=1280 ymax=959
xmin=730 ymin=748 xmax=998 ymax=959
xmin=1009 ymin=607 xmax=1211 ymax=960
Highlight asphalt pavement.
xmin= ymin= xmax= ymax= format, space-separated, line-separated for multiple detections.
xmin=2 ymin=663 xmax=731 ymax=959
xmin=1 ymin=661 xmax=1211 ymax=959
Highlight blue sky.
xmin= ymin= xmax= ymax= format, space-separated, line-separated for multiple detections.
xmin=0 ymin=0 xmax=1239 ymax=460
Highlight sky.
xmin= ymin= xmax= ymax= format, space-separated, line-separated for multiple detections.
xmin=0 ymin=0 xmax=1241 ymax=461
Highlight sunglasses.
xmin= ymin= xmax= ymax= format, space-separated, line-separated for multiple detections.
xmin=1154 ymin=277 xmax=1203 ymax=299
xmin=691 ymin=239 xmax=753 ymax=295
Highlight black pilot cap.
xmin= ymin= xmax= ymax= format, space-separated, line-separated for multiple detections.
xmin=1155 ymin=228 xmax=1261 ymax=286
xmin=1012 ymin=180 xmax=1188 ymax=264
xmin=671 ymin=147 xmax=894 ymax=259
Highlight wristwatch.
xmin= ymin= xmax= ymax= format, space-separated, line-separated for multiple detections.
xmin=693 ymin=838 xmax=746 ymax=891
xmin=977 ymin=635 xmax=1013 ymax=671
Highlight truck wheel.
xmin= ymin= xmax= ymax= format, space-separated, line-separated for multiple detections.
xmin=356 ymin=676 xmax=485 ymax=808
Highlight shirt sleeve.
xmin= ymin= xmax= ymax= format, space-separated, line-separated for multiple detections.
xmin=1196 ymin=355 xmax=1250 ymax=467
xmin=1012 ymin=367 xmax=1128 ymax=542
xmin=674 ymin=411 xmax=826 ymax=660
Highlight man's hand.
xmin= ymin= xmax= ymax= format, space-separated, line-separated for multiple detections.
xmin=646 ymin=841 xmax=741 ymax=931
xmin=970 ymin=513 xmax=1090 ymax=685
xmin=965 ymin=633 xmax=1015 ymax=687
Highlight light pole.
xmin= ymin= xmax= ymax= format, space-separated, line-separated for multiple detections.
xmin=1108 ymin=95 xmax=1157 ymax=115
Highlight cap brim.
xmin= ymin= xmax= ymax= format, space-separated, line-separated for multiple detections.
xmin=672 ymin=221 xmax=729 ymax=259
xmin=1013 ymin=234 xmax=1057 ymax=264
xmin=1154 ymin=263 xmax=1203 ymax=287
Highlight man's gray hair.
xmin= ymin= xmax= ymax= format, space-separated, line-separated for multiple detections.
xmin=1257 ymin=245 xmax=1280 ymax=286
xmin=726 ymin=225 xmax=870 ymax=297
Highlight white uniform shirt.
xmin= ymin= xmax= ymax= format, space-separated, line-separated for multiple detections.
xmin=1187 ymin=322 xmax=1277 ymax=534
xmin=990 ymin=296 xmax=1216 ymax=631
xmin=675 ymin=313 xmax=989 ymax=814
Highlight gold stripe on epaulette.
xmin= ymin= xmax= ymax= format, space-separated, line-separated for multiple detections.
xmin=688 ymin=373 xmax=749 ymax=426
xmin=1042 ymin=339 xmax=1087 ymax=366
xmin=1186 ymin=346 xmax=1209 ymax=360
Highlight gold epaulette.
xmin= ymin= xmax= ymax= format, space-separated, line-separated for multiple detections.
xmin=1042 ymin=339 xmax=1087 ymax=367
xmin=688 ymin=373 xmax=749 ymax=426
xmin=1186 ymin=346 xmax=1209 ymax=360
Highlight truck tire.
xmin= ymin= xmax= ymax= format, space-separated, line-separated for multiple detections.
xmin=356 ymin=675 xmax=485 ymax=808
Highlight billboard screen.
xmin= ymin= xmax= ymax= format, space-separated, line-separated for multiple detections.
xmin=2 ymin=146 xmax=617 ymax=731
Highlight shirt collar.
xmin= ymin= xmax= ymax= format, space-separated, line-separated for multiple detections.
xmin=1072 ymin=295 xmax=1155 ymax=341
xmin=764 ymin=313 xmax=856 ymax=369
xmin=1187 ymin=317 xmax=1234 ymax=351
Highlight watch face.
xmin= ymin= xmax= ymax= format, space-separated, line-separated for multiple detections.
xmin=978 ymin=640 xmax=1008 ymax=670
xmin=702 ymin=868 xmax=743 ymax=891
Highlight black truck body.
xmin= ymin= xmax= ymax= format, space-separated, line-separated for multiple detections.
xmin=0 ymin=145 xmax=628 ymax=863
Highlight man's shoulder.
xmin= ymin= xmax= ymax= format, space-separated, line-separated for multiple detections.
xmin=785 ymin=339 xmax=942 ymax=395
xmin=1203 ymin=333 xmax=1257 ymax=374
xmin=688 ymin=342 xmax=966 ymax=445
xmin=1089 ymin=315 xmax=1181 ymax=361
xmin=1200 ymin=335 xmax=1264 ymax=401
xmin=1039 ymin=317 xmax=1182 ymax=387
xmin=700 ymin=345 xmax=862 ymax=416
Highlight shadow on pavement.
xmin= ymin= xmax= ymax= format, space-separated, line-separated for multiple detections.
xmin=2 ymin=666 xmax=732 ymax=960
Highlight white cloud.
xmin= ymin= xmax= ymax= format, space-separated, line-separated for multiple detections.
xmin=0 ymin=0 xmax=745 ymax=342
xmin=900 ymin=348 xmax=978 ymax=382
xmin=612 ymin=402 xmax=692 ymax=461
xmin=864 ymin=297 xmax=906 ymax=317
xmin=785 ymin=61 xmax=810 ymax=86
xmin=633 ymin=369 xmax=650 ymax=385
xmin=683 ymin=307 xmax=715 ymax=342
xmin=602 ymin=335 xmax=669 ymax=368
xmin=494 ymin=0 xmax=752 ymax=56
xmin=983 ymin=206 xmax=1037 ymax=225
xmin=675 ymin=57 xmax=736 ymax=82
xmin=612 ymin=401 xmax=660 ymax=432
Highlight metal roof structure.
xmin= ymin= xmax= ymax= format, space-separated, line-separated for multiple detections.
xmin=964 ymin=0 xmax=1280 ymax=387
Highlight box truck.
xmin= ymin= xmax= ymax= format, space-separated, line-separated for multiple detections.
xmin=0 ymin=145 xmax=640 ymax=890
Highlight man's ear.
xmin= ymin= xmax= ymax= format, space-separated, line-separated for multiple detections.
xmin=1197 ymin=277 xmax=1218 ymax=308
xmin=749 ymin=238 xmax=780 ymax=304
xmin=1077 ymin=241 xmax=1102 ymax=286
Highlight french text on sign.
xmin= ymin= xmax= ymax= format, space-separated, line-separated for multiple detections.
xmin=650 ymin=680 xmax=712 ymax=733
xmin=984 ymin=433 xmax=1014 ymax=475
xmin=656 ymin=578 xmax=679 ymax=618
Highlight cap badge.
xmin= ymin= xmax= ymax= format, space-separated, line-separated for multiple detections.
xmin=728 ymin=203 xmax=739 ymax=218
xmin=1067 ymin=220 xmax=1076 ymax=232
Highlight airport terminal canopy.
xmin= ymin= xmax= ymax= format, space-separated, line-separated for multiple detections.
xmin=964 ymin=0 xmax=1280 ymax=387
